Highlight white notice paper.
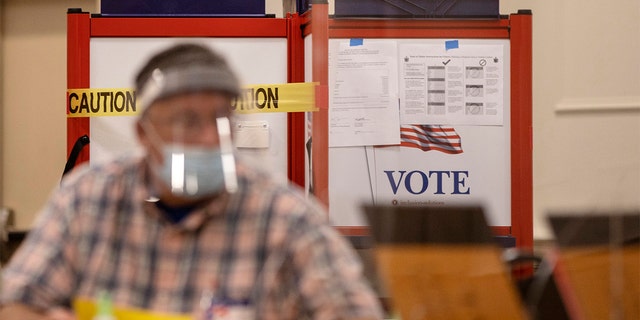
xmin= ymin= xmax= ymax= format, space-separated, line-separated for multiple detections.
xmin=399 ymin=43 xmax=504 ymax=126
xmin=329 ymin=40 xmax=400 ymax=147
xmin=234 ymin=120 xmax=270 ymax=148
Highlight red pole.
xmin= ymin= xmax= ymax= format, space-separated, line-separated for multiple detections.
xmin=311 ymin=1 xmax=330 ymax=207
xmin=510 ymin=10 xmax=534 ymax=250
xmin=66 ymin=9 xmax=91 ymax=165
xmin=287 ymin=13 xmax=306 ymax=188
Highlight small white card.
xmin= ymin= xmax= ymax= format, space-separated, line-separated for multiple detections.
xmin=234 ymin=121 xmax=270 ymax=149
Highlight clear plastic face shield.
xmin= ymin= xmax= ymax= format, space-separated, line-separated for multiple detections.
xmin=137 ymin=66 xmax=240 ymax=198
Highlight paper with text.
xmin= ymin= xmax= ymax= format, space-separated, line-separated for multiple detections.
xmin=399 ymin=44 xmax=504 ymax=126
xmin=329 ymin=40 xmax=400 ymax=147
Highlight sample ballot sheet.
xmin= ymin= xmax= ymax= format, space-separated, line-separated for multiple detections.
xmin=399 ymin=43 xmax=504 ymax=126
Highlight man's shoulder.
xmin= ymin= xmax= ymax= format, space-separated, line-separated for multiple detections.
xmin=60 ymin=154 xmax=145 ymax=188
xmin=237 ymin=163 xmax=306 ymax=202
xmin=235 ymin=162 xmax=327 ymax=221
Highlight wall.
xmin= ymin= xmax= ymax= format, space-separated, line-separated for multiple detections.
xmin=1 ymin=1 xmax=639 ymax=240
xmin=501 ymin=1 xmax=640 ymax=238
xmin=0 ymin=0 xmax=3 ymax=208
xmin=1 ymin=0 xmax=97 ymax=230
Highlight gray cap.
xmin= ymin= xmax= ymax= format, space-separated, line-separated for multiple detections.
xmin=134 ymin=44 xmax=241 ymax=113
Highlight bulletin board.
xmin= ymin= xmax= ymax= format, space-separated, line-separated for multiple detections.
xmin=66 ymin=10 xmax=307 ymax=186
xmin=303 ymin=6 xmax=533 ymax=248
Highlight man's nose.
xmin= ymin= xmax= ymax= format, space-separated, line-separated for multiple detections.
xmin=196 ymin=121 xmax=221 ymax=146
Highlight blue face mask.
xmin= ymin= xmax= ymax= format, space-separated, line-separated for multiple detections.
xmin=156 ymin=144 xmax=226 ymax=198
xmin=142 ymin=116 xmax=238 ymax=198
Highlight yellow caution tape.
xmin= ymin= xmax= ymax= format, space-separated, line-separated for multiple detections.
xmin=67 ymin=82 xmax=318 ymax=117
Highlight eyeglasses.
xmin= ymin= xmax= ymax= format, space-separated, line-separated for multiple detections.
xmin=146 ymin=109 xmax=232 ymax=141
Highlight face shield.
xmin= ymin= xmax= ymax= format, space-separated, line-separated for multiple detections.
xmin=137 ymin=65 xmax=240 ymax=198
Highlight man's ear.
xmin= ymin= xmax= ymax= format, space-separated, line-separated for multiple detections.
xmin=137 ymin=119 xmax=164 ymax=164
xmin=136 ymin=119 xmax=150 ymax=148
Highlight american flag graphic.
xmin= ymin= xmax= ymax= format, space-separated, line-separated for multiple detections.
xmin=399 ymin=124 xmax=463 ymax=154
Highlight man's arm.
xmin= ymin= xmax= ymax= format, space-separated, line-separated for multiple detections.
xmin=1 ymin=186 xmax=79 ymax=315
xmin=0 ymin=303 xmax=48 ymax=320
xmin=0 ymin=303 xmax=76 ymax=320
xmin=290 ymin=222 xmax=385 ymax=319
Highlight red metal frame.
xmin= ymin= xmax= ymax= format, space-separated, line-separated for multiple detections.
xmin=305 ymin=6 xmax=533 ymax=249
xmin=67 ymin=11 xmax=91 ymax=164
xmin=310 ymin=4 xmax=330 ymax=206
xmin=287 ymin=13 xmax=306 ymax=188
xmin=328 ymin=18 xmax=510 ymax=39
xmin=67 ymin=13 xmax=306 ymax=188
xmin=90 ymin=17 xmax=287 ymax=37
xmin=508 ymin=12 xmax=534 ymax=249
xmin=336 ymin=226 xmax=513 ymax=237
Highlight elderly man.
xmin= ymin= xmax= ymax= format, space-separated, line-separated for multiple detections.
xmin=1 ymin=43 xmax=383 ymax=320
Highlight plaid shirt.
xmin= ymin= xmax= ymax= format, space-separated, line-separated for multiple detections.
xmin=1 ymin=156 xmax=382 ymax=319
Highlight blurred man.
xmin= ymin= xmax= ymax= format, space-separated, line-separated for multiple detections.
xmin=1 ymin=43 xmax=382 ymax=320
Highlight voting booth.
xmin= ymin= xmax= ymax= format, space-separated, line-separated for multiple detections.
xmin=302 ymin=4 xmax=533 ymax=249
xmin=299 ymin=7 xmax=534 ymax=317
xmin=66 ymin=9 xmax=308 ymax=187
xmin=67 ymin=5 xmax=532 ymax=248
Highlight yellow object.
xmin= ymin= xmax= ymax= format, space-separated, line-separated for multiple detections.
xmin=67 ymin=82 xmax=318 ymax=117
xmin=67 ymin=88 xmax=137 ymax=117
xmin=232 ymin=82 xmax=319 ymax=114
xmin=73 ymin=298 xmax=192 ymax=320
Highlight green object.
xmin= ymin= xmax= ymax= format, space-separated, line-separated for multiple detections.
xmin=94 ymin=291 xmax=115 ymax=320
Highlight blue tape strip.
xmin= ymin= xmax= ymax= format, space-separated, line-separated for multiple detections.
xmin=445 ymin=40 xmax=459 ymax=51
xmin=350 ymin=38 xmax=364 ymax=46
